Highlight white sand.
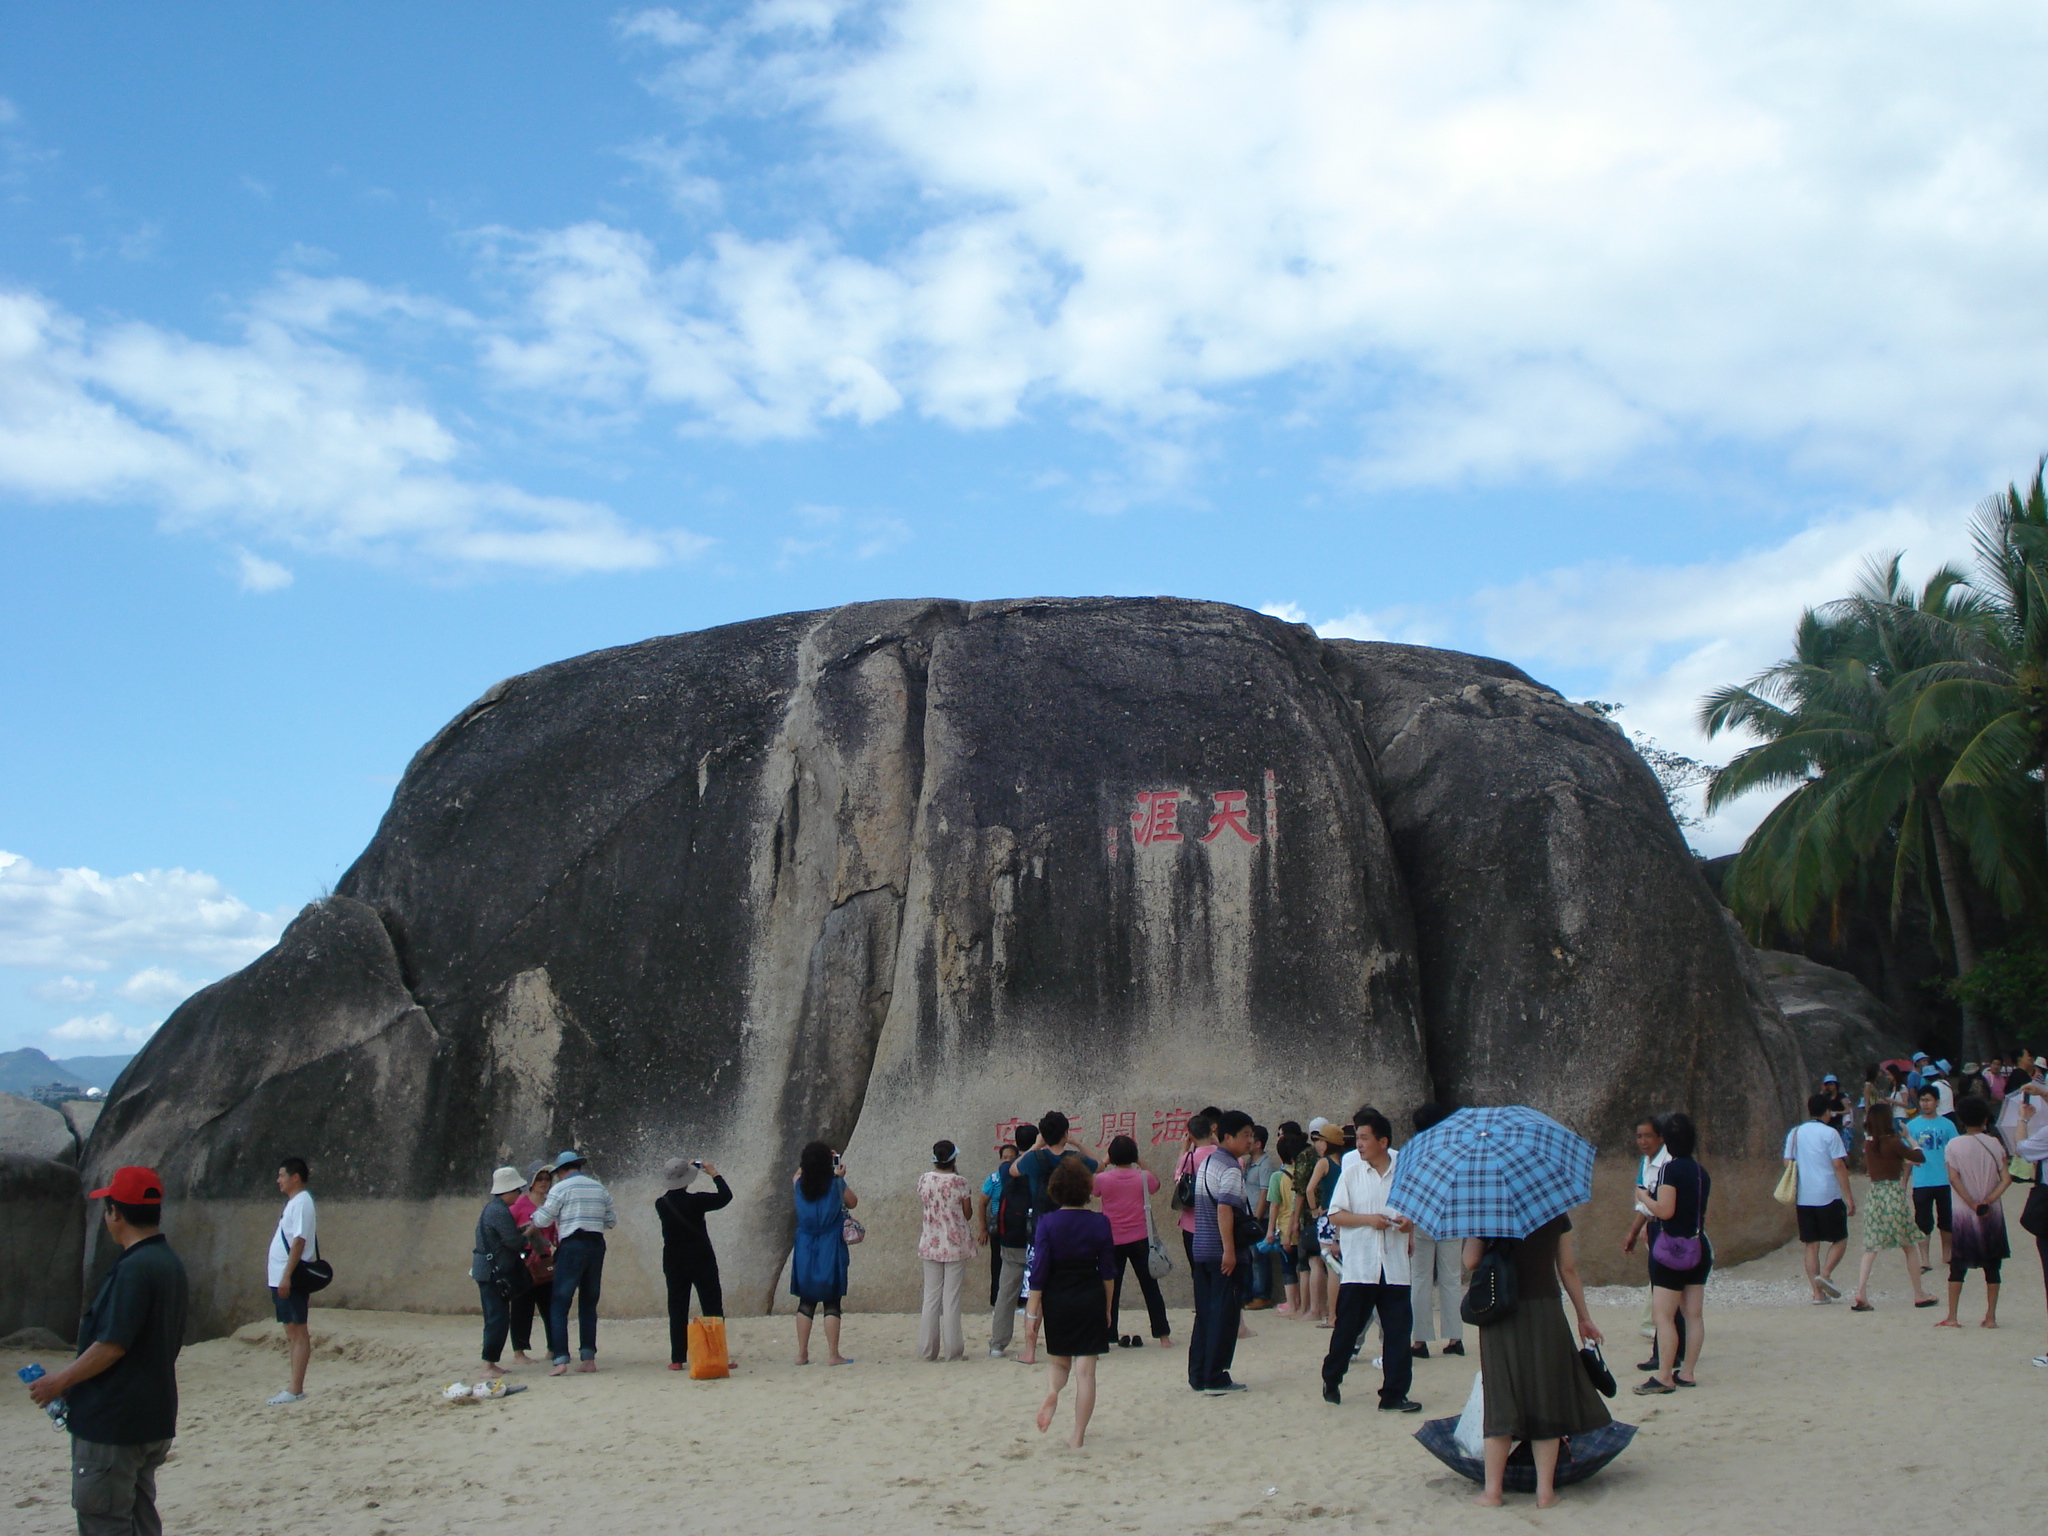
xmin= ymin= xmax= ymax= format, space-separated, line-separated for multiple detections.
xmin=7 ymin=1183 xmax=2038 ymax=1535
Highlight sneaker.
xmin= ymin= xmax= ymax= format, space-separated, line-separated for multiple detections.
xmin=2032 ymin=1355 xmax=2048 ymax=1369
xmin=987 ymin=1346 xmax=1006 ymax=1359
xmin=1410 ymin=1341 xmax=1430 ymax=1359
xmin=1322 ymin=1383 xmax=1341 ymax=1404
xmin=266 ymin=1390 xmax=306 ymax=1406
xmin=1377 ymin=1398 xmax=1423 ymax=1413
xmin=1203 ymin=1376 xmax=1249 ymax=1395
xmin=1817 ymin=1277 xmax=1842 ymax=1299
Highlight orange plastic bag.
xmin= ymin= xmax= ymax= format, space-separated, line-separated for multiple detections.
xmin=687 ymin=1317 xmax=729 ymax=1379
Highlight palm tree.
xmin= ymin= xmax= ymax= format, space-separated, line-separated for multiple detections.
xmin=1897 ymin=464 xmax=2048 ymax=870
xmin=1700 ymin=559 xmax=2002 ymax=1053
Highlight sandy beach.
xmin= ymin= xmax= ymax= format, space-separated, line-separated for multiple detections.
xmin=7 ymin=1179 xmax=2038 ymax=1536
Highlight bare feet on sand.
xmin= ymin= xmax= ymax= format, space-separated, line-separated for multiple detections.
xmin=548 ymin=1363 xmax=569 ymax=1376
xmin=1935 ymin=1319 xmax=1961 ymax=1328
xmin=512 ymin=1351 xmax=535 ymax=1365
xmin=1470 ymin=1492 xmax=1504 ymax=1508
xmin=1536 ymin=1493 xmax=1561 ymax=1509
xmin=479 ymin=1362 xmax=508 ymax=1377
xmin=577 ymin=1360 xmax=598 ymax=1372
xmin=795 ymin=1353 xmax=809 ymax=1365
xmin=1036 ymin=1396 xmax=1057 ymax=1433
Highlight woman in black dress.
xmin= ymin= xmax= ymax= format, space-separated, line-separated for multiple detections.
xmin=657 ymin=1156 xmax=733 ymax=1370
xmin=1461 ymin=1214 xmax=1609 ymax=1508
xmin=1026 ymin=1157 xmax=1115 ymax=1447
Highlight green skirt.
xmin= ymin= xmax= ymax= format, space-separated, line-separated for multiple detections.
xmin=1862 ymin=1179 xmax=1915 ymax=1252
xmin=1478 ymin=1296 xmax=1613 ymax=1442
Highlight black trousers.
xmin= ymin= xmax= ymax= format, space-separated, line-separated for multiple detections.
xmin=666 ymin=1258 xmax=724 ymax=1362
xmin=1188 ymin=1260 xmax=1243 ymax=1389
xmin=1322 ymin=1281 xmax=1414 ymax=1405
xmin=510 ymin=1276 xmax=554 ymax=1354
xmin=989 ymin=1239 xmax=1004 ymax=1308
xmin=1110 ymin=1238 xmax=1172 ymax=1338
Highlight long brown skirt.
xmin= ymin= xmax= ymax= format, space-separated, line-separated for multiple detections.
xmin=1479 ymin=1297 xmax=1613 ymax=1441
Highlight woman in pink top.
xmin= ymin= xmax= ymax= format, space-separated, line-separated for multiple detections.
xmin=1097 ymin=1135 xmax=1173 ymax=1347
xmin=916 ymin=1140 xmax=976 ymax=1360
xmin=507 ymin=1161 xmax=559 ymax=1364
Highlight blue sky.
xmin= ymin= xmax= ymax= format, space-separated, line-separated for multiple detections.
xmin=5 ymin=1 xmax=2047 ymax=1055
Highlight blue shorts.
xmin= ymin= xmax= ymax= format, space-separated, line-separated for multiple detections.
xmin=272 ymin=1286 xmax=310 ymax=1325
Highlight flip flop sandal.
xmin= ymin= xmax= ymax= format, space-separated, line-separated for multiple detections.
xmin=1913 ymin=1298 xmax=1938 ymax=1308
xmin=1674 ymin=1377 xmax=1697 ymax=1388
xmin=1632 ymin=1378 xmax=1677 ymax=1396
xmin=1849 ymin=1301 xmax=1874 ymax=1312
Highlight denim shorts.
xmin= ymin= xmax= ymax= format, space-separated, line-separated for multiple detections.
xmin=272 ymin=1285 xmax=310 ymax=1325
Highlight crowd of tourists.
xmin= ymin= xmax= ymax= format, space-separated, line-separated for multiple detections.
xmin=28 ymin=1047 xmax=2048 ymax=1527
xmin=1786 ymin=1049 xmax=2048 ymax=1337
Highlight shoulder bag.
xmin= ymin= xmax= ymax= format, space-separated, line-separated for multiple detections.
xmin=1143 ymin=1186 xmax=1174 ymax=1279
xmin=2019 ymin=1182 xmax=2048 ymax=1239
xmin=1648 ymin=1163 xmax=1705 ymax=1270
xmin=295 ymin=1257 xmax=335 ymax=1294
xmin=1771 ymin=1158 xmax=1799 ymax=1206
xmin=841 ymin=1211 xmax=866 ymax=1245
xmin=1171 ymin=1150 xmax=1198 ymax=1211
xmin=1460 ymin=1237 xmax=1518 ymax=1326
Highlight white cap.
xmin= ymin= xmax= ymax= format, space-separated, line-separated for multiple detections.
xmin=1306 ymin=1117 xmax=1332 ymax=1134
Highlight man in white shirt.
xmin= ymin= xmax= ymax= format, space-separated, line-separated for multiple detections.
xmin=1783 ymin=1095 xmax=1856 ymax=1304
xmin=1621 ymin=1116 xmax=1677 ymax=1370
xmin=1319 ymin=1111 xmax=1420 ymax=1413
xmin=267 ymin=1158 xmax=317 ymax=1404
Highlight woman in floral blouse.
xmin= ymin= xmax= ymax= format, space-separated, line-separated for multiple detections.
xmin=917 ymin=1139 xmax=977 ymax=1360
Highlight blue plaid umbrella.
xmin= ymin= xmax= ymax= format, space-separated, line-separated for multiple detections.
xmin=1385 ymin=1105 xmax=1594 ymax=1239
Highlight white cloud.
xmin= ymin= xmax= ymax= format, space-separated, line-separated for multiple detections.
xmin=478 ymin=0 xmax=2048 ymax=492
xmin=115 ymin=966 xmax=196 ymax=1008
xmin=0 ymin=283 xmax=710 ymax=576
xmin=1273 ymin=496 xmax=1981 ymax=853
xmin=232 ymin=546 xmax=294 ymax=592
xmin=31 ymin=975 xmax=97 ymax=1005
xmin=0 ymin=849 xmax=289 ymax=972
xmin=49 ymin=1012 xmax=157 ymax=1047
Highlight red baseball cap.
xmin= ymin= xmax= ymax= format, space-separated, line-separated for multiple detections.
xmin=87 ymin=1166 xmax=165 ymax=1204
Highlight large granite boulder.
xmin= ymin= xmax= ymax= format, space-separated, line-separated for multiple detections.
xmin=0 ymin=1154 xmax=84 ymax=1341
xmin=1754 ymin=949 xmax=1912 ymax=1081
xmin=0 ymin=1093 xmax=78 ymax=1165
xmin=87 ymin=598 xmax=1803 ymax=1332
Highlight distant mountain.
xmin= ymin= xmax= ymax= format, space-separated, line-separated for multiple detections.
xmin=55 ymin=1054 xmax=136 ymax=1090
xmin=0 ymin=1048 xmax=88 ymax=1097
xmin=0 ymin=1048 xmax=134 ymax=1096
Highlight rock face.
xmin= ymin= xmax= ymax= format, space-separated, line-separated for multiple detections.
xmin=0 ymin=1155 xmax=84 ymax=1341
xmin=87 ymin=598 xmax=1803 ymax=1333
xmin=0 ymin=1093 xmax=78 ymax=1165
xmin=1754 ymin=950 xmax=1912 ymax=1079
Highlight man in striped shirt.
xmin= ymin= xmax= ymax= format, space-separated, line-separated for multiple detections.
xmin=522 ymin=1150 xmax=617 ymax=1375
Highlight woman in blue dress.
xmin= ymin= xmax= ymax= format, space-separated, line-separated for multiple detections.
xmin=792 ymin=1140 xmax=858 ymax=1365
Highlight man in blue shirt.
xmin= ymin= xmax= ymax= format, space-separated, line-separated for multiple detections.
xmin=978 ymin=1144 xmax=1016 ymax=1308
xmin=1905 ymin=1088 xmax=1959 ymax=1271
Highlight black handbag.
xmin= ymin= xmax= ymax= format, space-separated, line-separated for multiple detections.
xmin=1578 ymin=1339 xmax=1616 ymax=1398
xmin=1460 ymin=1238 xmax=1519 ymax=1326
xmin=2020 ymin=1182 xmax=2048 ymax=1239
xmin=295 ymin=1257 xmax=334 ymax=1294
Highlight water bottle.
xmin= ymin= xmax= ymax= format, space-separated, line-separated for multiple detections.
xmin=17 ymin=1364 xmax=68 ymax=1431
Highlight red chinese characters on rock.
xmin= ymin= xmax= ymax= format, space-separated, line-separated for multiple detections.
xmin=1199 ymin=789 xmax=1259 ymax=845
xmin=1100 ymin=1110 xmax=1137 ymax=1144
xmin=1151 ymin=1107 xmax=1191 ymax=1146
xmin=1130 ymin=790 xmax=1183 ymax=847
xmin=1129 ymin=787 xmax=1264 ymax=848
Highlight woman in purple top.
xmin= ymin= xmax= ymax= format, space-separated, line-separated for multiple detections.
xmin=1027 ymin=1157 xmax=1115 ymax=1448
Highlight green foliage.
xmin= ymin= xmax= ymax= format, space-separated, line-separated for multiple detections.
xmin=1580 ymin=701 xmax=1713 ymax=832
xmin=1947 ymin=946 xmax=2048 ymax=1044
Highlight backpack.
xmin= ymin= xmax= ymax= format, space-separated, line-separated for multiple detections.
xmin=1460 ymin=1238 xmax=1519 ymax=1326
xmin=996 ymin=1167 xmax=1029 ymax=1245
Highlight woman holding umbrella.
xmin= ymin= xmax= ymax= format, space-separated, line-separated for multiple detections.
xmin=1388 ymin=1105 xmax=1614 ymax=1510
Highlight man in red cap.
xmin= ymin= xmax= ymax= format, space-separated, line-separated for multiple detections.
xmin=25 ymin=1165 xmax=188 ymax=1535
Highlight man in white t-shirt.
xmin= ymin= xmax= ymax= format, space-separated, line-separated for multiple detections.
xmin=1621 ymin=1116 xmax=1675 ymax=1368
xmin=1319 ymin=1111 xmax=1420 ymax=1413
xmin=1783 ymin=1096 xmax=1855 ymax=1304
xmin=267 ymin=1158 xmax=318 ymax=1404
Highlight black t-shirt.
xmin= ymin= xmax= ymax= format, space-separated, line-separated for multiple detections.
xmin=1659 ymin=1158 xmax=1711 ymax=1239
xmin=68 ymin=1233 xmax=188 ymax=1446
xmin=656 ymin=1177 xmax=732 ymax=1264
